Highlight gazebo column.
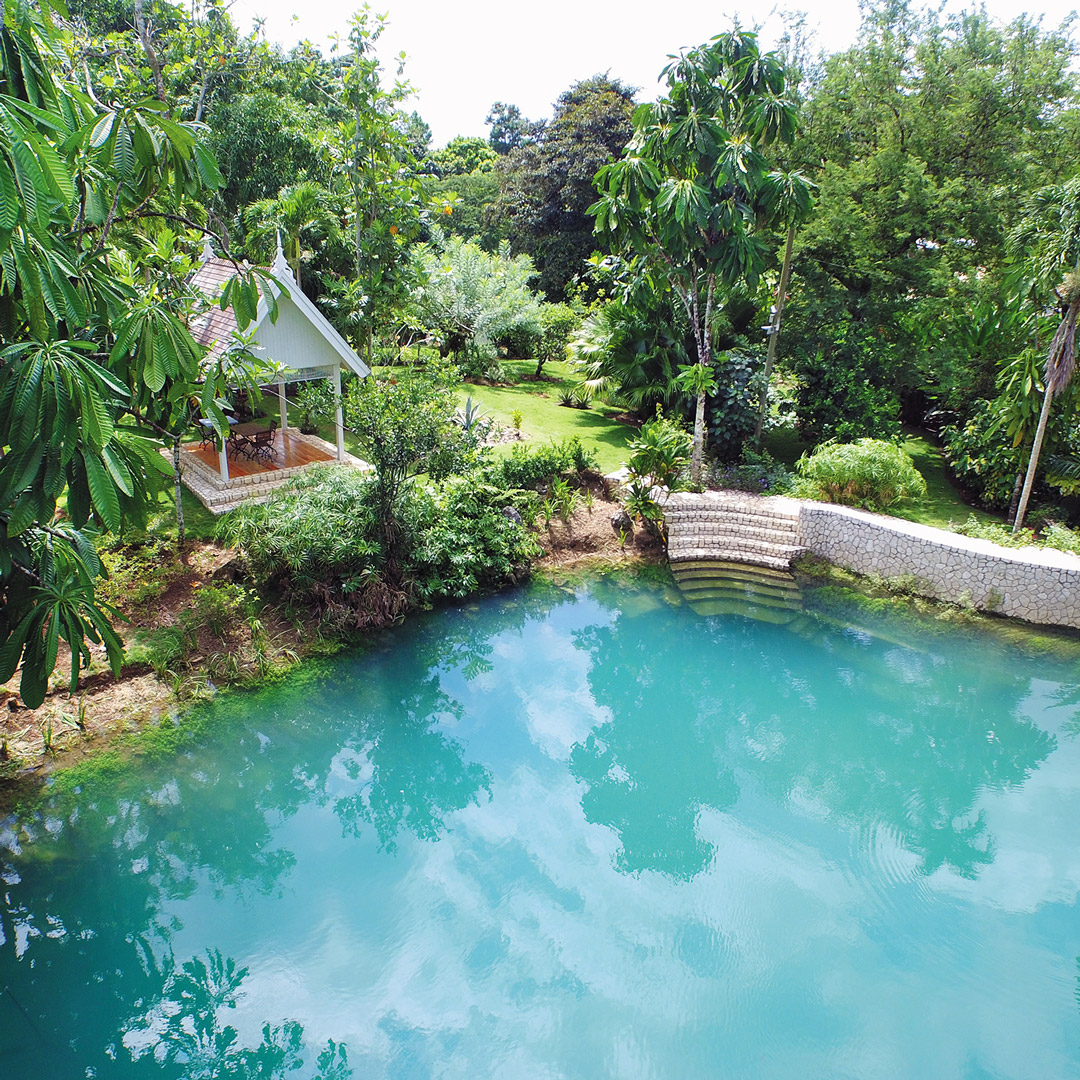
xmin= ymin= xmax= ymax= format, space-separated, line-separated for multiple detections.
xmin=218 ymin=438 xmax=230 ymax=482
xmin=277 ymin=381 xmax=288 ymax=438
xmin=332 ymin=364 xmax=345 ymax=461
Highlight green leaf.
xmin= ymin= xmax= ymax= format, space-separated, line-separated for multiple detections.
xmin=0 ymin=614 xmax=32 ymax=684
xmin=83 ymin=451 xmax=121 ymax=531
xmin=101 ymin=441 xmax=133 ymax=496
xmin=113 ymin=121 xmax=134 ymax=179
xmin=192 ymin=142 xmax=224 ymax=190
xmin=0 ymin=162 xmax=19 ymax=229
xmin=89 ymin=111 xmax=116 ymax=149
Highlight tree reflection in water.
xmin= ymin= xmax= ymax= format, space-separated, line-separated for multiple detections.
xmin=0 ymin=606 xmax=502 ymax=1077
xmin=570 ymin=580 xmax=1057 ymax=881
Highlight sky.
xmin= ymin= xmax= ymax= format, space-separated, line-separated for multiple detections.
xmin=227 ymin=0 xmax=1080 ymax=146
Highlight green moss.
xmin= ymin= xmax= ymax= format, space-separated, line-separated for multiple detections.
xmin=794 ymin=556 xmax=1080 ymax=661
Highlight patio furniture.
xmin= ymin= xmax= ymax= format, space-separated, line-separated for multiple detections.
xmin=248 ymin=420 xmax=279 ymax=463
xmin=198 ymin=415 xmax=237 ymax=450
xmin=230 ymin=419 xmax=279 ymax=462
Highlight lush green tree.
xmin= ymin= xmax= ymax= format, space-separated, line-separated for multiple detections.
xmin=783 ymin=1 xmax=1080 ymax=432
xmin=485 ymin=100 xmax=542 ymax=154
xmin=423 ymin=169 xmax=508 ymax=251
xmin=209 ymin=90 xmax=327 ymax=216
xmin=329 ymin=10 xmax=431 ymax=365
xmin=427 ymin=135 xmax=498 ymax=177
xmin=341 ymin=362 xmax=462 ymax=578
xmin=0 ymin=0 xmax=267 ymax=705
xmin=591 ymin=31 xmax=800 ymax=483
xmin=242 ymin=180 xmax=340 ymax=290
xmin=395 ymin=109 xmax=432 ymax=162
xmin=532 ymin=302 xmax=579 ymax=378
xmin=495 ymin=75 xmax=636 ymax=300
xmin=411 ymin=236 xmax=542 ymax=366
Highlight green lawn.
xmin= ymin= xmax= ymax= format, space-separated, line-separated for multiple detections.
xmin=458 ymin=360 xmax=637 ymax=474
xmin=281 ymin=369 xmax=996 ymax=531
xmin=765 ymin=423 xmax=1001 ymax=531
xmin=893 ymin=430 xmax=1001 ymax=530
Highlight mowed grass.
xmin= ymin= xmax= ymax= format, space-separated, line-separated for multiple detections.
xmin=272 ymin=367 xmax=994 ymax=532
xmin=889 ymin=430 xmax=1000 ymax=530
xmin=765 ymin=423 xmax=1001 ymax=531
xmin=457 ymin=359 xmax=637 ymax=474
xmin=274 ymin=359 xmax=636 ymax=475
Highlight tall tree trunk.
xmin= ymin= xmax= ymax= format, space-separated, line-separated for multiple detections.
xmin=1014 ymin=296 xmax=1079 ymax=532
xmin=133 ymin=0 xmax=167 ymax=105
xmin=1007 ymin=468 xmax=1025 ymax=526
xmin=755 ymin=224 xmax=795 ymax=444
xmin=172 ymin=434 xmax=186 ymax=547
xmin=691 ymin=382 xmax=707 ymax=486
xmin=1012 ymin=388 xmax=1053 ymax=533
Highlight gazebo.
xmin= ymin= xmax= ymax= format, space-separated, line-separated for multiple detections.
xmin=181 ymin=239 xmax=370 ymax=512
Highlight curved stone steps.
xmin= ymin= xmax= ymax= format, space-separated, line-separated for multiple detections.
xmin=686 ymin=598 xmax=803 ymax=624
xmin=675 ymin=586 xmax=802 ymax=612
xmin=667 ymin=546 xmax=798 ymax=572
xmin=663 ymin=490 xmax=806 ymax=571
xmin=673 ymin=575 xmax=802 ymax=603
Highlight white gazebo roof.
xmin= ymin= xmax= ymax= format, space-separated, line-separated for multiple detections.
xmin=189 ymin=241 xmax=370 ymax=382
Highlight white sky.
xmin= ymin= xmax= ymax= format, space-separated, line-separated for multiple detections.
xmin=227 ymin=0 xmax=1080 ymax=146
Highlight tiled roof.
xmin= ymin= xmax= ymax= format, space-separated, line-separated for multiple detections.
xmin=189 ymin=257 xmax=255 ymax=366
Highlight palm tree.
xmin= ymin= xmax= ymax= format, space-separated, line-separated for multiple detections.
xmin=1007 ymin=178 xmax=1080 ymax=532
xmin=243 ymin=181 xmax=338 ymax=290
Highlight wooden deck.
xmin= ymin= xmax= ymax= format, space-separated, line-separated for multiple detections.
xmin=183 ymin=431 xmax=335 ymax=477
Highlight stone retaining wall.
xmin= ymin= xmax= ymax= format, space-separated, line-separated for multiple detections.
xmin=798 ymin=501 xmax=1080 ymax=630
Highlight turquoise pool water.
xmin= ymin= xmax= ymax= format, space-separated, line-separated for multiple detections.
xmin=2 ymin=575 xmax=1079 ymax=1078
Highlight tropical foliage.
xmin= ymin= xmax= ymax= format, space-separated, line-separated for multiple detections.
xmin=794 ymin=439 xmax=928 ymax=511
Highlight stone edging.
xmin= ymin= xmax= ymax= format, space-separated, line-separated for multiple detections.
xmin=798 ymin=500 xmax=1080 ymax=630
xmin=660 ymin=491 xmax=1080 ymax=631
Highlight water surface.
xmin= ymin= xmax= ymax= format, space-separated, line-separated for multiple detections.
xmin=2 ymin=575 xmax=1079 ymax=1078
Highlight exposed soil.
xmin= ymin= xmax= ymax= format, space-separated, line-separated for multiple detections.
xmin=0 ymin=541 xmax=304 ymax=787
xmin=0 ymin=488 xmax=658 ymax=797
xmin=534 ymin=482 xmax=663 ymax=569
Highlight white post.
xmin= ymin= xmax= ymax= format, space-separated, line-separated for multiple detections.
xmin=277 ymin=381 xmax=288 ymax=439
xmin=218 ymin=438 xmax=230 ymax=482
xmin=332 ymin=365 xmax=345 ymax=461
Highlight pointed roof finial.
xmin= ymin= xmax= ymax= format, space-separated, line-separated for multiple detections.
xmin=201 ymin=236 xmax=215 ymax=262
xmin=272 ymin=230 xmax=296 ymax=283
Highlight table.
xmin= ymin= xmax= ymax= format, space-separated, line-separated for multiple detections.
xmin=228 ymin=421 xmax=277 ymax=461
xmin=197 ymin=415 xmax=237 ymax=449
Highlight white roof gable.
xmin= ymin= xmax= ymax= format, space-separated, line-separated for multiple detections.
xmin=190 ymin=245 xmax=370 ymax=381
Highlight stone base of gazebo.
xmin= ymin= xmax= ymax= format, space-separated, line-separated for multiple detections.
xmin=172 ymin=428 xmax=370 ymax=514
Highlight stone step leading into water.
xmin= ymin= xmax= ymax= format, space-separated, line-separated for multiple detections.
xmin=662 ymin=490 xmax=807 ymax=571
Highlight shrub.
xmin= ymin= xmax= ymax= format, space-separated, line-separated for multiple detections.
xmin=794 ymin=438 xmax=927 ymax=511
xmin=489 ymin=438 xmax=597 ymax=490
xmin=707 ymin=448 xmax=793 ymax=495
xmin=221 ymin=462 xmax=545 ymax=624
xmin=952 ymin=514 xmax=1080 ymax=555
xmin=219 ymin=466 xmax=384 ymax=611
xmin=708 ymin=349 xmax=762 ymax=463
xmin=533 ymin=303 xmax=579 ymax=378
xmin=626 ymin=409 xmax=691 ymax=490
xmin=407 ymin=477 xmax=542 ymax=601
xmin=189 ymin=583 xmax=253 ymax=639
